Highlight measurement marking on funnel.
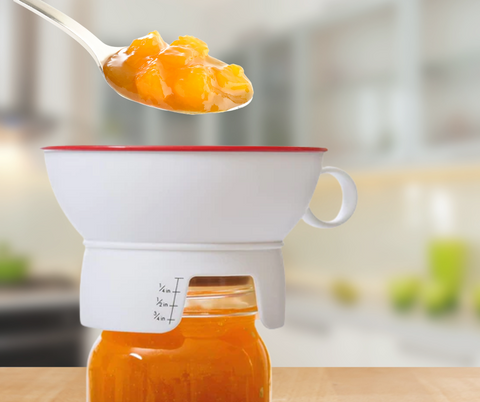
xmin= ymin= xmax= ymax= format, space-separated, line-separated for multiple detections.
xmin=153 ymin=311 xmax=165 ymax=321
xmin=168 ymin=277 xmax=184 ymax=324
xmin=158 ymin=283 xmax=171 ymax=294
xmin=156 ymin=298 xmax=168 ymax=307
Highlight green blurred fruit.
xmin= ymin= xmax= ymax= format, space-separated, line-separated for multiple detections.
xmin=0 ymin=243 xmax=28 ymax=284
xmin=429 ymin=239 xmax=466 ymax=292
xmin=0 ymin=258 xmax=28 ymax=283
xmin=472 ymin=286 xmax=480 ymax=316
xmin=422 ymin=281 xmax=457 ymax=315
xmin=389 ymin=277 xmax=420 ymax=311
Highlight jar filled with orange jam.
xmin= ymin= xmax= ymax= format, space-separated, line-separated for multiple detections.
xmin=87 ymin=276 xmax=271 ymax=402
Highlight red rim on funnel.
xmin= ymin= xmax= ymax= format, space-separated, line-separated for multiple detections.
xmin=42 ymin=145 xmax=327 ymax=152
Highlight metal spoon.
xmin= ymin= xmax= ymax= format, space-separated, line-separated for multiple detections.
xmin=13 ymin=0 xmax=252 ymax=114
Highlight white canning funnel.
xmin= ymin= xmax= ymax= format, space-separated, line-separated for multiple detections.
xmin=44 ymin=145 xmax=357 ymax=333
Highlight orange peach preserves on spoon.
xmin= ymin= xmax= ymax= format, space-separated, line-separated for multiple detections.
xmin=103 ymin=31 xmax=253 ymax=114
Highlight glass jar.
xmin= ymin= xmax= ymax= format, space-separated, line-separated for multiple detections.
xmin=87 ymin=276 xmax=271 ymax=402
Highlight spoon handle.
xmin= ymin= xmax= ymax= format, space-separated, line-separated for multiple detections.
xmin=13 ymin=0 xmax=122 ymax=70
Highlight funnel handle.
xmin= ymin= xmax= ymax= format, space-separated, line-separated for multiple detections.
xmin=302 ymin=166 xmax=357 ymax=229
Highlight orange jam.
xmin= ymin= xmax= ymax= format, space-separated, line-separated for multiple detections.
xmin=103 ymin=32 xmax=254 ymax=114
xmin=87 ymin=277 xmax=270 ymax=402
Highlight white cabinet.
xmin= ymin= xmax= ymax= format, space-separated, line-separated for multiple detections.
xmin=225 ymin=0 xmax=480 ymax=168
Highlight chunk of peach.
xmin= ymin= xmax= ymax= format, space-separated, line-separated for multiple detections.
xmin=103 ymin=49 xmax=139 ymax=94
xmin=174 ymin=67 xmax=213 ymax=110
xmin=135 ymin=61 xmax=171 ymax=106
xmin=214 ymin=64 xmax=252 ymax=94
xmin=126 ymin=31 xmax=167 ymax=58
xmin=158 ymin=46 xmax=195 ymax=67
xmin=171 ymin=36 xmax=209 ymax=58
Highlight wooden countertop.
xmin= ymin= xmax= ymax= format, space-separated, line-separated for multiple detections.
xmin=1 ymin=367 xmax=479 ymax=401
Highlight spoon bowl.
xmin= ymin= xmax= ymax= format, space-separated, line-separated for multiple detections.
xmin=13 ymin=0 xmax=252 ymax=114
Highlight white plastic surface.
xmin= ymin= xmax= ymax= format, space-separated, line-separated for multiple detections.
xmin=302 ymin=166 xmax=358 ymax=228
xmin=44 ymin=151 xmax=324 ymax=244
xmin=80 ymin=245 xmax=285 ymax=333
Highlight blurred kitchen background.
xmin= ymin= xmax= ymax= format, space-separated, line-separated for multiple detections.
xmin=2 ymin=0 xmax=480 ymax=367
